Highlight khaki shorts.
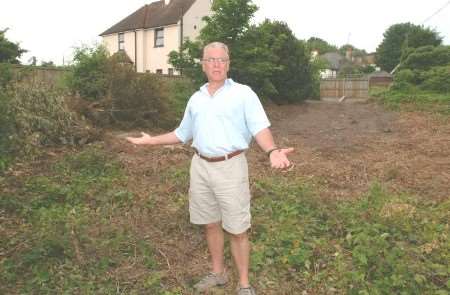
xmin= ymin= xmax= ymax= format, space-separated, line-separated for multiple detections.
xmin=189 ymin=152 xmax=251 ymax=234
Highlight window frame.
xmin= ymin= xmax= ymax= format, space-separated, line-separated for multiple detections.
xmin=118 ymin=33 xmax=125 ymax=51
xmin=154 ymin=28 xmax=164 ymax=48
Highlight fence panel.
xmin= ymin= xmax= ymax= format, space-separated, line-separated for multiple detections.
xmin=320 ymin=78 xmax=369 ymax=99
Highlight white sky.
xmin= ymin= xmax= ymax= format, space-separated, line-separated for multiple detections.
xmin=1 ymin=0 xmax=449 ymax=65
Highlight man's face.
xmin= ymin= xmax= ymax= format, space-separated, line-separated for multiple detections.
xmin=202 ymin=47 xmax=230 ymax=83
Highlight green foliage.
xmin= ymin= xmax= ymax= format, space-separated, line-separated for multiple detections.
xmin=371 ymin=86 xmax=450 ymax=114
xmin=0 ymin=82 xmax=15 ymax=171
xmin=400 ymin=45 xmax=450 ymax=71
xmin=421 ymin=65 xmax=450 ymax=93
xmin=200 ymin=0 xmax=258 ymax=48
xmin=168 ymin=40 xmax=204 ymax=87
xmin=65 ymin=45 xmax=174 ymax=128
xmin=166 ymin=78 xmax=197 ymax=120
xmin=11 ymin=83 xmax=95 ymax=150
xmin=390 ymin=46 xmax=450 ymax=94
xmin=376 ymin=23 xmax=442 ymax=72
xmin=0 ymin=82 xmax=96 ymax=172
xmin=0 ymin=147 xmax=167 ymax=294
xmin=0 ymin=28 xmax=26 ymax=63
xmin=306 ymin=37 xmax=338 ymax=54
xmin=252 ymin=180 xmax=450 ymax=293
xmin=169 ymin=0 xmax=258 ymax=89
xmin=251 ymin=21 xmax=314 ymax=102
xmin=64 ymin=45 xmax=110 ymax=100
xmin=105 ymin=58 xmax=171 ymax=128
xmin=338 ymin=44 xmax=367 ymax=58
xmin=169 ymin=1 xmax=316 ymax=102
xmin=0 ymin=62 xmax=13 ymax=87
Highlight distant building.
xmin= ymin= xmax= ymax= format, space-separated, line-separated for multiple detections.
xmin=319 ymin=52 xmax=346 ymax=78
xmin=368 ymin=70 xmax=393 ymax=87
xmin=100 ymin=0 xmax=212 ymax=74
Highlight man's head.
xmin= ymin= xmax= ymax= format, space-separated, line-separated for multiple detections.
xmin=202 ymin=42 xmax=230 ymax=84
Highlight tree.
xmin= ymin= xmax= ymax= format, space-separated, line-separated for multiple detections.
xmin=200 ymin=0 xmax=258 ymax=50
xmin=338 ymin=44 xmax=367 ymax=58
xmin=237 ymin=20 xmax=315 ymax=102
xmin=0 ymin=28 xmax=26 ymax=64
xmin=376 ymin=23 xmax=442 ymax=72
xmin=65 ymin=45 xmax=110 ymax=100
xmin=400 ymin=45 xmax=450 ymax=71
xmin=169 ymin=0 xmax=316 ymax=102
xmin=169 ymin=0 xmax=257 ymax=87
xmin=306 ymin=37 xmax=337 ymax=54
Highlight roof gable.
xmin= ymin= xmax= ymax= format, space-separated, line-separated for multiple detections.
xmin=100 ymin=0 xmax=196 ymax=36
xmin=320 ymin=52 xmax=345 ymax=70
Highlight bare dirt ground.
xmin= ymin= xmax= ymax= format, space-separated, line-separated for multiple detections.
xmin=104 ymin=100 xmax=449 ymax=293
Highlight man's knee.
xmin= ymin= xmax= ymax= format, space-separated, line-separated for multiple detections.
xmin=229 ymin=230 xmax=248 ymax=241
xmin=205 ymin=222 xmax=222 ymax=231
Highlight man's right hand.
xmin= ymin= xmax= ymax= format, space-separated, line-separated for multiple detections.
xmin=126 ymin=132 xmax=153 ymax=145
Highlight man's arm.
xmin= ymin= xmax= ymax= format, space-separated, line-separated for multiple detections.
xmin=126 ymin=131 xmax=182 ymax=146
xmin=254 ymin=128 xmax=294 ymax=169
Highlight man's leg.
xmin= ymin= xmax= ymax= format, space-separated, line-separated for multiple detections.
xmin=206 ymin=222 xmax=225 ymax=274
xmin=230 ymin=230 xmax=250 ymax=287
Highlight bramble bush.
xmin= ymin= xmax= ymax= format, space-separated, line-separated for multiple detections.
xmin=251 ymin=179 xmax=450 ymax=294
xmin=392 ymin=45 xmax=450 ymax=94
xmin=65 ymin=45 xmax=177 ymax=128
xmin=0 ymin=77 xmax=97 ymax=173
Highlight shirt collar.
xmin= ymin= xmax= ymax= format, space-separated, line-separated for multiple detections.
xmin=200 ymin=78 xmax=233 ymax=95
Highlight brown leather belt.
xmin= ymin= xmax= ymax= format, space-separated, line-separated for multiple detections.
xmin=194 ymin=149 xmax=244 ymax=162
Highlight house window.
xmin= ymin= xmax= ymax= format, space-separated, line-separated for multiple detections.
xmin=154 ymin=28 xmax=164 ymax=47
xmin=168 ymin=68 xmax=174 ymax=76
xmin=156 ymin=69 xmax=163 ymax=74
xmin=118 ymin=33 xmax=125 ymax=51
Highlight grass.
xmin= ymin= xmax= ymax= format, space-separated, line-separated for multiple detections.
xmin=370 ymin=87 xmax=450 ymax=115
xmin=0 ymin=146 xmax=177 ymax=294
xmin=1 ymin=146 xmax=449 ymax=294
xmin=251 ymin=178 xmax=449 ymax=294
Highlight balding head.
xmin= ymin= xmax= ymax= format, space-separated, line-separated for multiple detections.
xmin=203 ymin=42 xmax=230 ymax=59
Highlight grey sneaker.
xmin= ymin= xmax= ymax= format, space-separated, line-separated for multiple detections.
xmin=237 ymin=286 xmax=256 ymax=295
xmin=194 ymin=271 xmax=228 ymax=292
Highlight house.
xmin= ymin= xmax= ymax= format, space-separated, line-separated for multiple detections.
xmin=100 ymin=0 xmax=213 ymax=74
xmin=319 ymin=52 xmax=346 ymax=78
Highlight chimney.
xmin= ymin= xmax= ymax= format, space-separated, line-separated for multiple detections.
xmin=346 ymin=47 xmax=353 ymax=61
xmin=165 ymin=0 xmax=171 ymax=5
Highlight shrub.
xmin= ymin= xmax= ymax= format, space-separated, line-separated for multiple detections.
xmin=420 ymin=65 xmax=450 ymax=93
xmin=64 ymin=45 xmax=109 ymax=100
xmin=64 ymin=45 xmax=175 ymax=128
xmin=400 ymin=45 xmax=450 ymax=71
xmin=0 ymin=62 xmax=13 ymax=87
xmin=0 ymin=86 xmax=15 ymax=171
xmin=166 ymin=78 xmax=196 ymax=121
xmin=3 ymin=82 xmax=96 ymax=160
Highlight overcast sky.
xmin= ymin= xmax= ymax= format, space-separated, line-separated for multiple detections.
xmin=1 ymin=0 xmax=449 ymax=65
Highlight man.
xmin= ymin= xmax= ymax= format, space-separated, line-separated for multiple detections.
xmin=126 ymin=41 xmax=293 ymax=295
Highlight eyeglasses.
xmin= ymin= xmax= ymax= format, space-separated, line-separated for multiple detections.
xmin=202 ymin=57 xmax=229 ymax=64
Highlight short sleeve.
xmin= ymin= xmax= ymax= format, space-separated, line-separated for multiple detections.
xmin=174 ymin=99 xmax=194 ymax=143
xmin=244 ymin=87 xmax=271 ymax=136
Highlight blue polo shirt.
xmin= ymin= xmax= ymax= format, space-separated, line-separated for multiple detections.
xmin=174 ymin=79 xmax=270 ymax=157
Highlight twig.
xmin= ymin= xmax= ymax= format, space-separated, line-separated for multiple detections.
xmin=158 ymin=248 xmax=171 ymax=270
xmin=70 ymin=226 xmax=85 ymax=265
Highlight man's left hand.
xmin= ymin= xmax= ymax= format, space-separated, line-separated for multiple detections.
xmin=269 ymin=148 xmax=294 ymax=169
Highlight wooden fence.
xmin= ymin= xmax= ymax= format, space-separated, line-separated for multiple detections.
xmin=9 ymin=64 xmax=67 ymax=85
xmin=320 ymin=78 xmax=369 ymax=99
xmin=7 ymin=64 xmax=186 ymax=86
